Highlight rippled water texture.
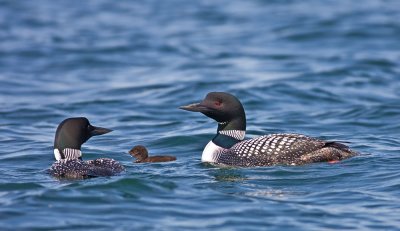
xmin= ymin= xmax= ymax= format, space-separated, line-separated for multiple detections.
xmin=1 ymin=0 xmax=400 ymax=230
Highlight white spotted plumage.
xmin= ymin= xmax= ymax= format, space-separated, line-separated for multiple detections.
xmin=203 ymin=133 xmax=344 ymax=166
xmin=49 ymin=158 xmax=124 ymax=179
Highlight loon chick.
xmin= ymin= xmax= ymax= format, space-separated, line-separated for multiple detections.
xmin=48 ymin=117 xmax=124 ymax=179
xmin=180 ymin=92 xmax=357 ymax=167
xmin=129 ymin=145 xmax=176 ymax=163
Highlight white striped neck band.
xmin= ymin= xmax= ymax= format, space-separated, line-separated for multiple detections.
xmin=54 ymin=148 xmax=82 ymax=161
xmin=218 ymin=130 xmax=246 ymax=140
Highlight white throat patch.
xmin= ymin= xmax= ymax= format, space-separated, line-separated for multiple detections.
xmin=54 ymin=149 xmax=62 ymax=161
xmin=202 ymin=141 xmax=226 ymax=163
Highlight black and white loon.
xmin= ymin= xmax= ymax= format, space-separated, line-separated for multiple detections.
xmin=48 ymin=117 xmax=124 ymax=179
xmin=180 ymin=92 xmax=357 ymax=167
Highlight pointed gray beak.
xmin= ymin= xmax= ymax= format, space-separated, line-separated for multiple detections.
xmin=179 ymin=103 xmax=209 ymax=112
xmin=90 ymin=126 xmax=113 ymax=136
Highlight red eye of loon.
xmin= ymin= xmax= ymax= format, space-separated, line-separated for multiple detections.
xmin=215 ymin=101 xmax=222 ymax=106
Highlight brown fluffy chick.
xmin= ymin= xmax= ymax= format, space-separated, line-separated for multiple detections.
xmin=129 ymin=145 xmax=176 ymax=163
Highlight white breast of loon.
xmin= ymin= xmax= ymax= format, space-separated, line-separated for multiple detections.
xmin=202 ymin=141 xmax=227 ymax=163
xmin=202 ymin=129 xmax=246 ymax=163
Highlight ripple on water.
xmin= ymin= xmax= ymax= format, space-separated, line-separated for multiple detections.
xmin=1 ymin=0 xmax=400 ymax=230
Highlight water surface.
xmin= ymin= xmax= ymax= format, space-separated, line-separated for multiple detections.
xmin=1 ymin=0 xmax=400 ymax=230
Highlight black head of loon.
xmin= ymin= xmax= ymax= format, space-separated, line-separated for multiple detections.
xmin=179 ymin=92 xmax=246 ymax=132
xmin=53 ymin=117 xmax=112 ymax=161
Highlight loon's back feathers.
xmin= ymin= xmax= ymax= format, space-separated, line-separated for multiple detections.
xmin=86 ymin=158 xmax=125 ymax=176
xmin=49 ymin=159 xmax=97 ymax=179
xmin=49 ymin=158 xmax=124 ymax=179
xmin=324 ymin=141 xmax=352 ymax=151
xmin=218 ymin=134 xmax=356 ymax=166
xmin=180 ymin=92 xmax=358 ymax=167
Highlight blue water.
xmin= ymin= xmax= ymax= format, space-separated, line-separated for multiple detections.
xmin=1 ymin=0 xmax=400 ymax=230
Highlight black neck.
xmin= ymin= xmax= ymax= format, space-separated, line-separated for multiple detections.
xmin=217 ymin=117 xmax=246 ymax=132
xmin=54 ymin=136 xmax=82 ymax=152
xmin=212 ymin=133 xmax=241 ymax=149
xmin=213 ymin=116 xmax=246 ymax=149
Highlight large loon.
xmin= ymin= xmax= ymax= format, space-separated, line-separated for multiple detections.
xmin=48 ymin=117 xmax=124 ymax=179
xmin=180 ymin=92 xmax=357 ymax=167
xmin=129 ymin=145 xmax=177 ymax=163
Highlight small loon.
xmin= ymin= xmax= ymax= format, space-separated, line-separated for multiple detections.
xmin=180 ymin=92 xmax=357 ymax=167
xmin=48 ymin=117 xmax=124 ymax=179
xmin=129 ymin=145 xmax=177 ymax=163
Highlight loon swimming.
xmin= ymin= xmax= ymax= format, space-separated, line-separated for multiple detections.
xmin=48 ymin=117 xmax=124 ymax=179
xmin=180 ymin=92 xmax=357 ymax=167
xmin=129 ymin=145 xmax=177 ymax=163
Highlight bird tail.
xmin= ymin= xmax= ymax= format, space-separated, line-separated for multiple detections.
xmin=325 ymin=141 xmax=358 ymax=157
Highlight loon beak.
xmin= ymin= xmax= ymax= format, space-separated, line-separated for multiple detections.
xmin=91 ymin=126 xmax=113 ymax=136
xmin=179 ymin=103 xmax=209 ymax=112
